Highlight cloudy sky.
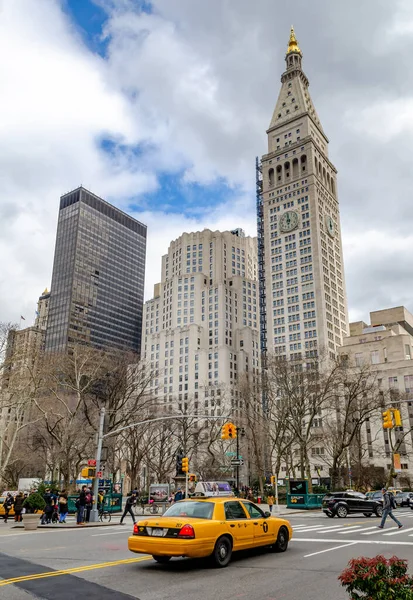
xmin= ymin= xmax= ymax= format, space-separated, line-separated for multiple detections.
xmin=1 ymin=0 xmax=413 ymax=326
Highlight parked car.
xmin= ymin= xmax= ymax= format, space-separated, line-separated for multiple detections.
xmin=395 ymin=492 xmax=413 ymax=507
xmin=322 ymin=491 xmax=383 ymax=518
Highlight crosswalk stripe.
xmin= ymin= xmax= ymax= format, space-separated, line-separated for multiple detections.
xmin=362 ymin=528 xmax=387 ymax=535
xmin=383 ymin=526 xmax=413 ymax=536
xmin=338 ymin=526 xmax=364 ymax=534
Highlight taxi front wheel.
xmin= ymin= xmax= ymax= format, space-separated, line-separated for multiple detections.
xmin=152 ymin=555 xmax=171 ymax=564
xmin=212 ymin=535 xmax=232 ymax=568
xmin=272 ymin=526 xmax=289 ymax=553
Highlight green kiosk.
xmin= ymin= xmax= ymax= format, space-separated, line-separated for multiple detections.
xmin=286 ymin=479 xmax=324 ymax=509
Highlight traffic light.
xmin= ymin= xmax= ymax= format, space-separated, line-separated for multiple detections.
xmin=394 ymin=409 xmax=402 ymax=427
xmin=221 ymin=424 xmax=229 ymax=440
xmin=270 ymin=475 xmax=276 ymax=485
xmin=81 ymin=467 xmax=96 ymax=478
xmin=227 ymin=423 xmax=237 ymax=439
xmin=182 ymin=457 xmax=189 ymax=473
xmin=382 ymin=409 xmax=393 ymax=429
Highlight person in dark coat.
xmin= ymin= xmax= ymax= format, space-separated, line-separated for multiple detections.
xmin=120 ymin=492 xmax=137 ymax=525
xmin=14 ymin=493 xmax=24 ymax=522
xmin=3 ymin=493 xmax=13 ymax=523
xmin=77 ymin=486 xmax=87 ymax=525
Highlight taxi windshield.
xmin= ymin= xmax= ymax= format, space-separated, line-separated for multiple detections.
xmin=163 ymin=501 xmax=214 ymax=520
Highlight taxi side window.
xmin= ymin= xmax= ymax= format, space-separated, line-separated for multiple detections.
xmin=244 ymin=502 xmax=264 ymax=519
xmin=225 ymin=501 xmax=247 ymax=520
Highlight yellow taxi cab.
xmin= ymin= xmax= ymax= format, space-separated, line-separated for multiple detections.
xmin=128 ymin=496 xmax=292 ymax=567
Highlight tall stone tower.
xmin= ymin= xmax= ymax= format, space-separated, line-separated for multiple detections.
xmin=259 ymin=28 xmax=348 ymax=362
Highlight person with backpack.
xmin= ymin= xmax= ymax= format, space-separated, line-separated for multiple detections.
xmin=58 ymin=490 xmax=68 ymax=523
xmin=120 ymin=492 xmax=137 ymax=525
xmin=378 ymin=488 xmax=403 ymax=529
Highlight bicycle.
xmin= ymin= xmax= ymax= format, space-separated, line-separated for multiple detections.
xmin=99 ymin=506 xmax=112 ymax=522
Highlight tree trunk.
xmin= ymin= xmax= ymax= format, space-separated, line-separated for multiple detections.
xmin=305 ymin=455 xmax=313 ymax=494
xmin=331 ymin=456 xmax=340 ymax=491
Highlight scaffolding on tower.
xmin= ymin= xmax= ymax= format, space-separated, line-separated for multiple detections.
xmin=256 ymin=157 xmax=268 ymax=415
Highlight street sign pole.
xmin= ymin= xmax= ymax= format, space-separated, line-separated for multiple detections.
xmin=185 ymin=471 xmax=189 ymax=499
xmin=275 ymin=478 xmax=279 ymax=514
xmin=90 ymin=406 xmax=105 ymax=523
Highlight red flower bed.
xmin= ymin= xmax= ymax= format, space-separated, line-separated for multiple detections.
xmin=338 ymin=555 xmax=413 ymax=599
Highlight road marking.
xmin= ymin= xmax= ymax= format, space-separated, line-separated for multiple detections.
xmin=361 ymin=528 xmax=389 ymax=536
xmin=384 ymin=527 xmax=413 ymax=536
xmin=304 ymin=542 xmax=357 ymax=558
xmin=337 ymin=526 xmax=363 ymax=534
xmin=91 ymin=530 xmax=131 ymax=537
xmin=0 ymin=556 xmax=152 ymax=587
xmin=293 ymin=537 xmax=413 ymax=546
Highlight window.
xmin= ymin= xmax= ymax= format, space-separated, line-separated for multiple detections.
xmin=243 ymin=502 xmax=264 ymax=519
xmin=355 ymin=353 xmax=363 ymax=367
xmin=406 ymin=345 xmax=411 ymax=360
xmin=224 ymin=501 xmax=247 ymax=520
xmin=371 ymin=350 xmax=379 ymax=365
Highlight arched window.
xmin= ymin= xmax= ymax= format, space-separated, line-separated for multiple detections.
xmin=331 ymin=179 xmax=335 ymax=194
xmin=268 ymin=168 xmax=274 ymax=187
xmin=292 ymin=158 xmax=299 ymax=178
xmin=315 ymin=157 xmax=318 ymax=173
xmin=284 ymin=161 xmax=290 ymax=178
xmin=323 ymin=167 xmax=326 ymax=182
xmin=327 ymin=173 xmax=330 ymax=188
xmin=301 ymin=155 xmax=307 ymax=172
xmin=276 ymin=165 xmax=282 ymax=182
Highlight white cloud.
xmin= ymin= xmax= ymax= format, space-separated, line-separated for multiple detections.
xmin=2 ymin=0 xmax=413 ymax=333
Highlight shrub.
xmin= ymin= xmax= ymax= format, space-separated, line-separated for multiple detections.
xmin=339 ymin=555 xmax=413 ymax=599
xmin=23 ymin=492 xmax=46 ymax=514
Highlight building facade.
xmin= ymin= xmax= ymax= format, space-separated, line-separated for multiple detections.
xmin=142 ymin=229 xmax=260 ymax=418
xmin=259 ymin=28 xmax=348 ymax=361
xmin=45 ymin=187 xmax=147 ymax=354
xmin=339 ymin=306 xmax=413 ymax=482
xmin=2 ymin=289 xmax=50 ymax=391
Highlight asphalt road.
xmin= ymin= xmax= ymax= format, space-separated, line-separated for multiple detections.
xmin=2 ymin=509 xmax=413 ymax=600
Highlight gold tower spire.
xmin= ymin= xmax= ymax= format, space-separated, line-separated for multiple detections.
xmin=286 ymin=25 xmax=302 ymax=56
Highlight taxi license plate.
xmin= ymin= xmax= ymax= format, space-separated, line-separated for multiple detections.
xmin=152 ymin=528 xmax=164 ymax=537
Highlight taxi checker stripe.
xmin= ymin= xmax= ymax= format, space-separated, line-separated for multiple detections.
xmin=0 ymin=556 xmax=151 ymax=587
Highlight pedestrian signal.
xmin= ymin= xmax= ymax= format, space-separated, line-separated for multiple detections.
xmin=182 ymin=457 xmax=189 ymax=473
xmin=189 ymin=474 xmax=197 ymax=482
xmin=382 ymin=409 xmax=393 ymax=429
xmin=81 ymin=467 xmax=96 ymax=478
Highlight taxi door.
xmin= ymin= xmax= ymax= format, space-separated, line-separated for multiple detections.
xmin=242 ymin=501 xmax=273 ymax=546
xmin=224 ymin=501 xmax=254 ymax=550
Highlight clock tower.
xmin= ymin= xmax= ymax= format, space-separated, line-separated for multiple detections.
xmin=259 ymin=27 xmax=349 ymax=361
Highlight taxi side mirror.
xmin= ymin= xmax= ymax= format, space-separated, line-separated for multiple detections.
xmin=263 ymin=511 xmax=271 ymax=518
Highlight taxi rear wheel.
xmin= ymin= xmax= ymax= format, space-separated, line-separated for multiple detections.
xmin=272 ymin=526 xmax=289 ymax=553
xmin=212 ymin=535 xmax=232 ymax=568
xmin=152 ymin=555 xmax=171 ymax=564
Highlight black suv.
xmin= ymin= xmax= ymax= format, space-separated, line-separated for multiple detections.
xmin=322 ymin=491 xmax=383 ymax=518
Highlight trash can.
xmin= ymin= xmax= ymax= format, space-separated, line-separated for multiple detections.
xmin=257 ymin=496 xmax=262 ymax=504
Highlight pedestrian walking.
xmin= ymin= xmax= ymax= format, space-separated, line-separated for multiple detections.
xmin=14 ymin=492 xmax=24 ymax=522
xmin=267 ymin=493 xmax=275 ymax=513
xmin=3 ymin=493 xmax=13 ymax=523
xmin=76 ymin=486 xmax=87 ymax=525
xmin=120 ymin=492 xmax=137 ymax=525
xmin=58 ymin=490 xmax=68 ymax=523
xmin=378 ymin=488 xmax=403 ymax=529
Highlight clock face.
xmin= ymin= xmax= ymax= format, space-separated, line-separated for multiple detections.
xmin=325 ymin=215 xmax=335 ymax=238
xmin=279 ymin=210 xmax=299 ymax=233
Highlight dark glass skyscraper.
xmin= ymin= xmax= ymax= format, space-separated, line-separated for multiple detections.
xmin=45 ymin=187 xmax=147 ymax=354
